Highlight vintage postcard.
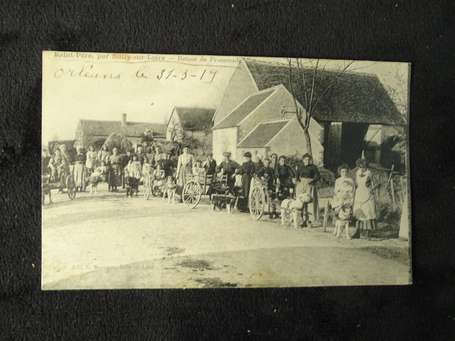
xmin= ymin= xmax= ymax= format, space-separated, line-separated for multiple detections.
xmin=41 ymin=51 xmax=411 ymax=289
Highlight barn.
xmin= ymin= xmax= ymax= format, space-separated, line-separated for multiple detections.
xmin=214 ymin=58 xmax=405 ymax=169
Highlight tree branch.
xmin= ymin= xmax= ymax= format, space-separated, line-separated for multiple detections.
xmin=309 ymin=60 xmax=354 ymax=118
xmin=308 ymin=58 xmax=319 ymax=118
xmin=296 ymin=58 xmax=309 ymax=112
xmin=288 ymin=58 xmax=303 ymax=122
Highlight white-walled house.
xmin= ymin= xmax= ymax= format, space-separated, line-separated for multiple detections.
xmin=214 ymin=58 xmax=405 ymax=168
xmin=237 ymin=118 xmax=324 ymax=164
xmin=212 ymin=84 xmax=324 ymax=164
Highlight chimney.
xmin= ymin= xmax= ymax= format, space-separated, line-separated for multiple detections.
xmin=121 ymin=113 xmax=127 ymax=128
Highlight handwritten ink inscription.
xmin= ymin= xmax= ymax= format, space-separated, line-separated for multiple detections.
xmin=136 ymin=67 xmax=217 ymax=83
xmin=53 ymin=63 xmax=218 ymax=83
xmin=54 ymin=64 xmax=121 ymax=80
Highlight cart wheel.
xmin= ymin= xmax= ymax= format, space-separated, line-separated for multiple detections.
xmin=249 ymin=186 xmax=265 ymax=220
xmin=183 ymin=180 xmax=202 ymax=209
xmin=66 ymin=175 xmax=76 ymax=200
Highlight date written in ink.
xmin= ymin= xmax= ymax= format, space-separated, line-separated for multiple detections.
xmin=136 ymin=67 xmax=218 ymax=83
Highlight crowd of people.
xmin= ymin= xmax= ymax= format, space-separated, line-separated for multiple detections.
xmin=42 ymin=142 xmax=378 ymax=237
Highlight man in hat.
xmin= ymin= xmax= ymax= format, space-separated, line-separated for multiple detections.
xmin=294 ymin=153 xmax=320 ymax=226
xmin=203 ymin=153 xmax=217 ymax=176
xmin=216 ymin=151 xmax=239 ymax=190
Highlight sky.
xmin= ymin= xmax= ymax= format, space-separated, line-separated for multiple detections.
xmin=42 ymin=51 xmax=409 ymax=144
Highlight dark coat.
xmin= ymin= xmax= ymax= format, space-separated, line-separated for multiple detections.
xmin=295 ymin=164 xmax=320 ymax=185
xmin=204 ymin=159 xmax=217 ymax=175
xmin=239 ymin=160 xmax=256 ymax=198
xmin=257 ymin=166 xmax=275 ymax=189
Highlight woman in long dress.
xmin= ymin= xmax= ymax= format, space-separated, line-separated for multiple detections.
xmin=108 ymin=147 xmax=122 ymax=192
xmin=294 ymin=153 xmax=320 ymax=227
xmin=276 ymin=155 xmax=295 ymax=201
xmin=73 ymin=146 xmax=86 ymax=192
xmin=85 ymin=145 xmax=98 ymax=177
xmin=237 ymin=151 xmax=256 ymax=212
xmin=176 ymin=146 xmax=193 ymax=202
xmin=332 ymin=164 xmax=355 ymax=236
xmin=142 ymin=157 xmax=153 ymax=197
xmin=97 ymin=145 xmax=110 ymax=165
xmin=353 ymin=158 xmax=377 ymax=237
xmin=332 ymin=164 xmax=355 ymax=210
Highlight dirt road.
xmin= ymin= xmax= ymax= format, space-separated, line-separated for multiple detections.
xmin=42 ymin=187 xmax=411 ymax=289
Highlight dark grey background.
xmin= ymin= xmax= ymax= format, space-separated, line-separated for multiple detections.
xmin=0 ymin=0 xmax=454 ymax=339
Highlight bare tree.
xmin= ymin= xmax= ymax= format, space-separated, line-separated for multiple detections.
xmin=385 ymin=66 xmax=409 ymax=120
xmin=285 ymin=58 xmax=354 ymax=158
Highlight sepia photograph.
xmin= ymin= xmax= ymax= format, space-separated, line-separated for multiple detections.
xmin=41 ymin=51 xmax=411 ymax=289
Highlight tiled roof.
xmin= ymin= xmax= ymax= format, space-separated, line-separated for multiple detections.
xmin=174 ymin=107 xmax=216 ymax=131
xmin=237 ymin=120 xmax=288 ymax=148
xmin=78 ymin=120 xmax=166 ymax=137
xmin=213 ymin=88 xmax=276 ymax=129
xmin=244 ymin=59 xmax=405 ymax=126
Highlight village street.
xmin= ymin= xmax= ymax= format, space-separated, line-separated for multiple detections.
xmin=42 ymin=185 xmax=411 ymax=290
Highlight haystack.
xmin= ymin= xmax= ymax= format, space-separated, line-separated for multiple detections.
xmin=102 ymin=132 xmax=133 ymax=153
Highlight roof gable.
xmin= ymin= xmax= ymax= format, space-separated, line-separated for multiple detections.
xmin=243 ymin=59 xmax=405 ymax=126
xmin=174 ymin=107 xmax=216 ymax=131
xmin=237 ymin=120 xmax=289 ymax=148
xmin=213 ymin=88 xmax=276 ymax=129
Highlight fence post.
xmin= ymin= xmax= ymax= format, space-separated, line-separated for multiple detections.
xmin=390 ymin=176 xmax=396 ymax=210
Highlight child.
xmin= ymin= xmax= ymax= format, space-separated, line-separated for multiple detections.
xmin=192 ymin=159 xmax=206 ymax=184
xmin=164 ymin=176 xmax=177 ymax=204
xmin=332 ymin=164 xmax=355 ymax=237
xmin=87 ymin=161 xmax=107 ymax=194
xmin=125 ymin=155 xmax=142 ymax=197
xmin=48 ymin=149 xmax=62 ymax=182
xmin=152 ymin=163 xmax=166 ymax=197
xmin=233 ymin=168 xmax=243 ymax=196
xmin=142 ymin=157 xmax=153 ymax=199
xmin=334 ymin=203 xmax=353 ymax=239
